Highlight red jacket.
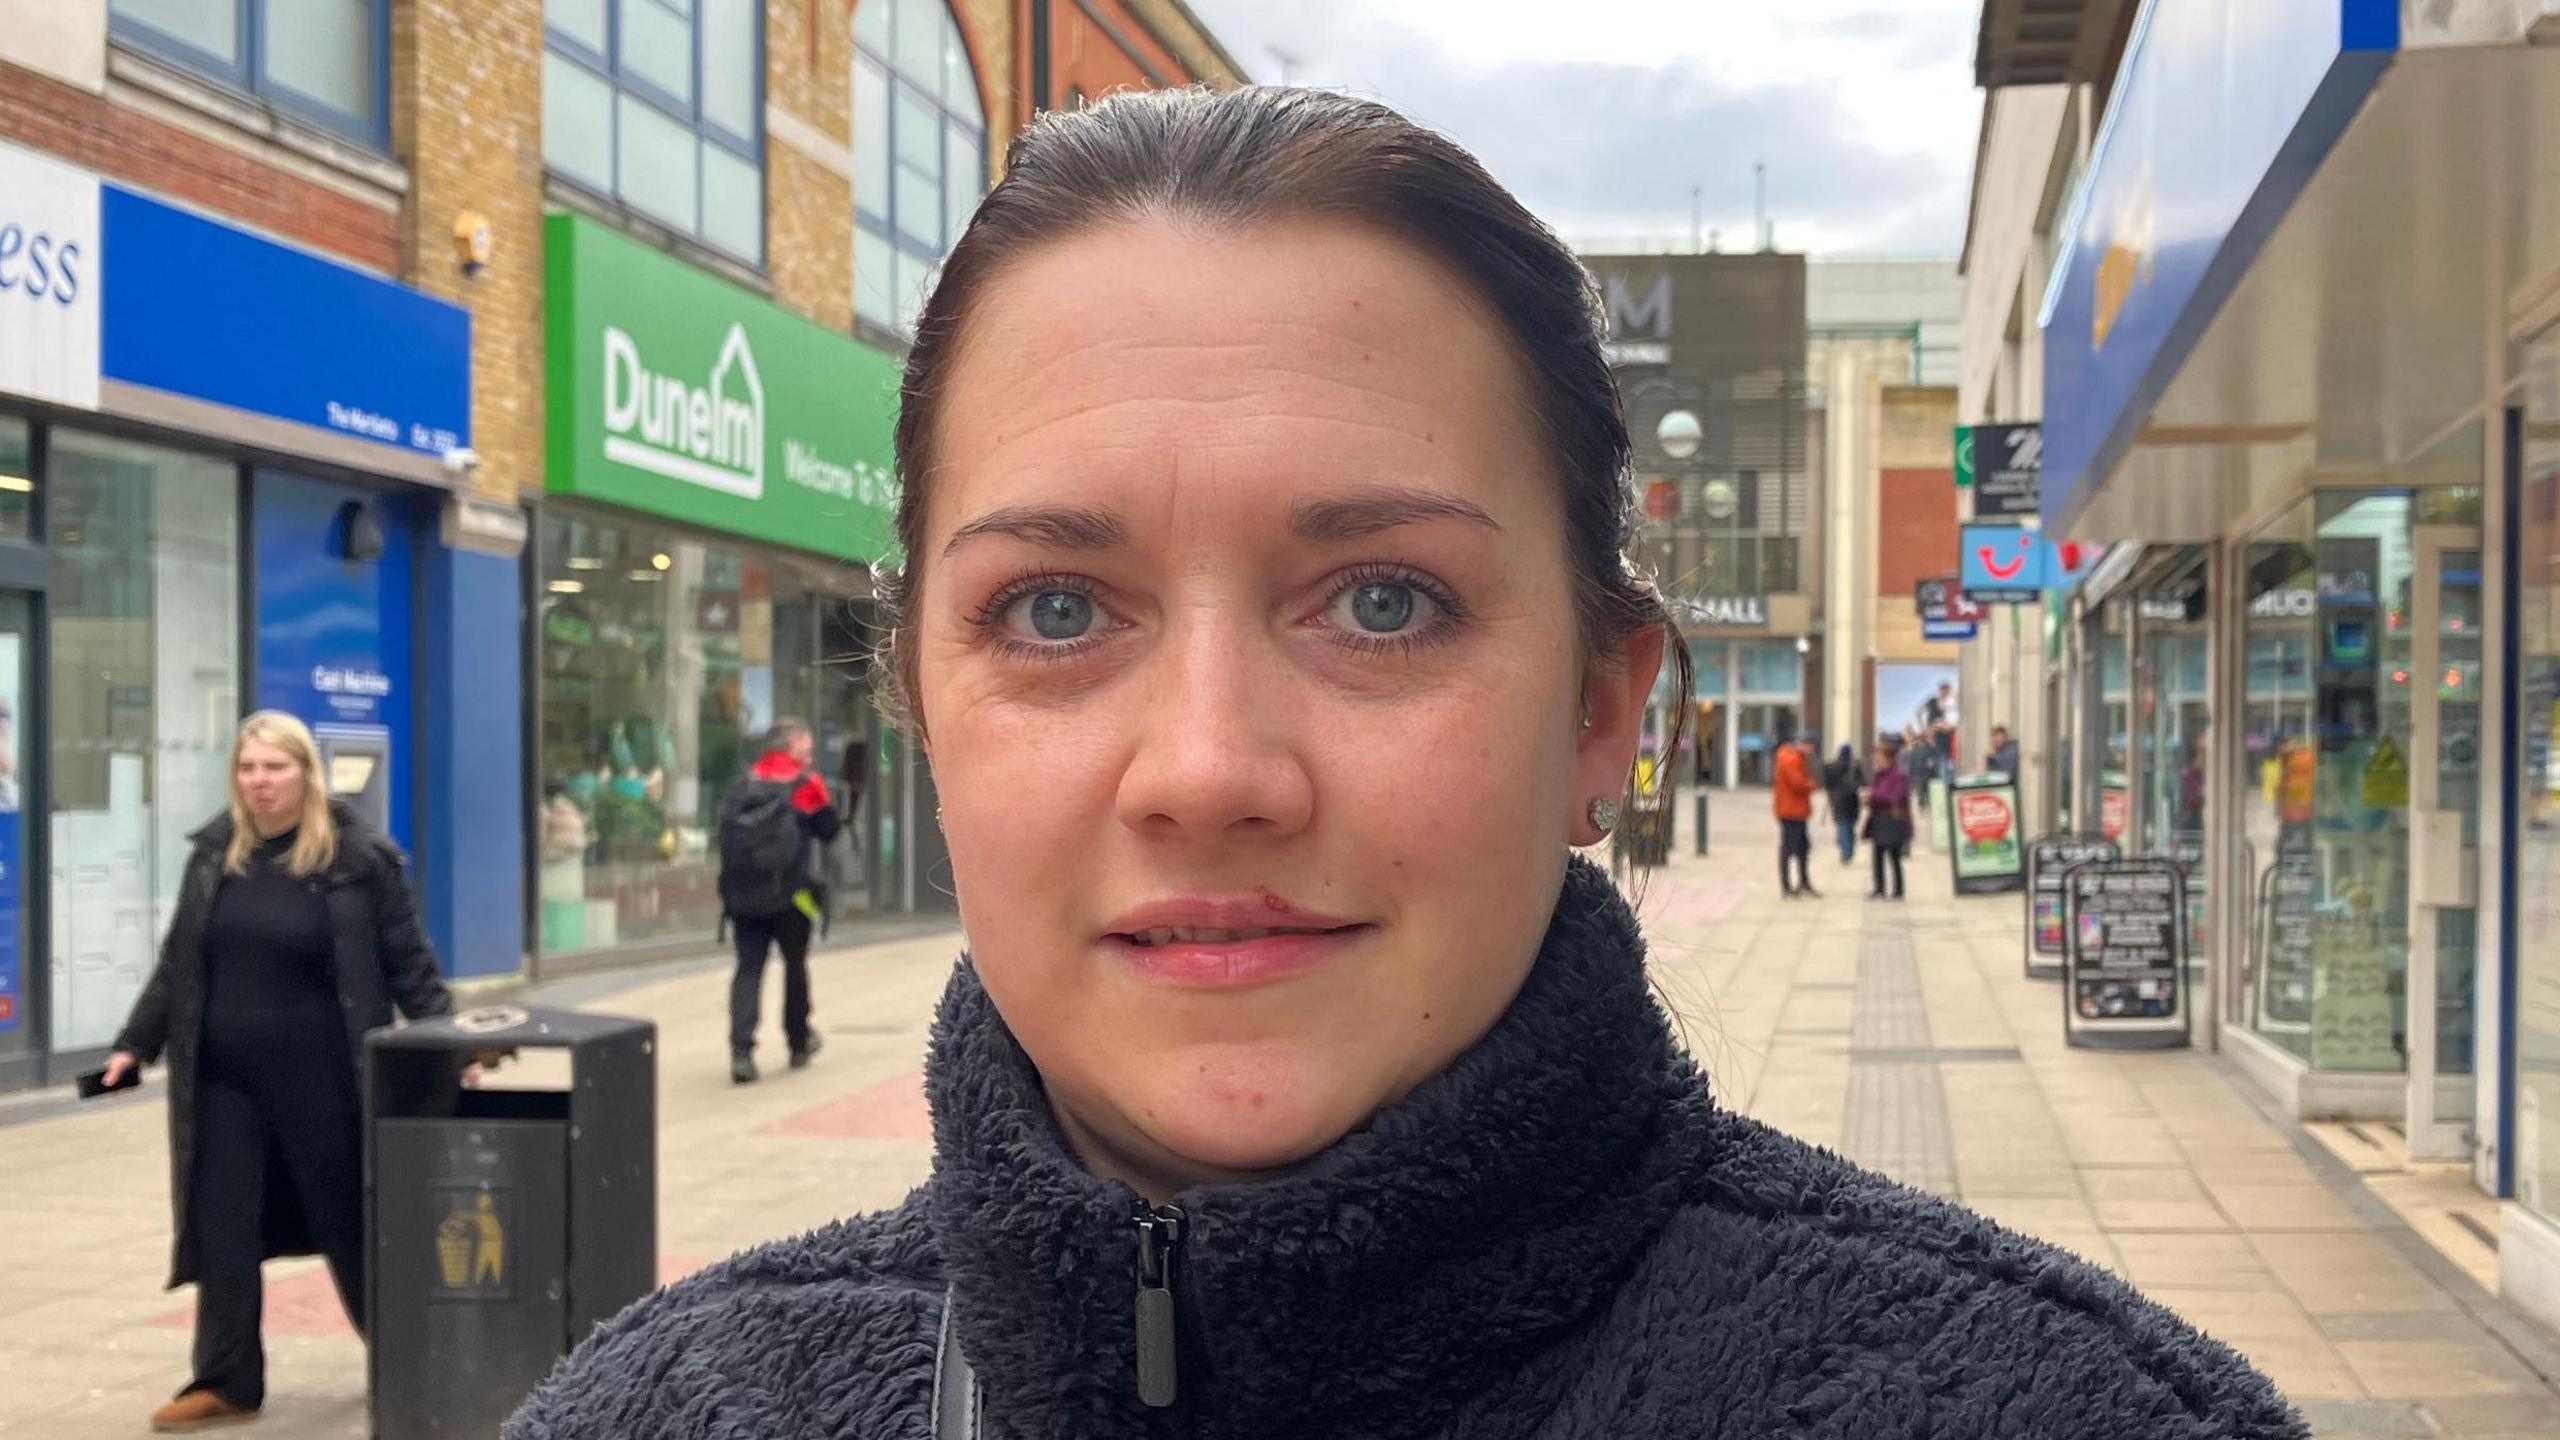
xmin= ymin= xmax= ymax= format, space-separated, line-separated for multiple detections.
xmin=1772 ymin=744 xmax=1817 ymax=821
xmin=752 ymin=751 xmax=833 ymax=815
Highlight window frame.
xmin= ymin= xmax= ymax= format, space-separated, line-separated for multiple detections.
xmin=544 ymin=0 xmax=769 ymax=267
xmin=854 ymin=0 xmax=989 ymax=335
xmin=112 ymin=0 xmax=393 ymax=150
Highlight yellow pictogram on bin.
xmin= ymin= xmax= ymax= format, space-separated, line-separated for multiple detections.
xmin=435 ymin=1190 xmax=507 ymax=1293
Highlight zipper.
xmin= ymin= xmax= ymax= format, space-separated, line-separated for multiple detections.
xmin=1133 ymin=1202 xmax=1187 ymax=1409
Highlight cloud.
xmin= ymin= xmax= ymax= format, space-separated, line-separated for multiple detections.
xmin=1179 ymin=0 xmax=1978 ymax=256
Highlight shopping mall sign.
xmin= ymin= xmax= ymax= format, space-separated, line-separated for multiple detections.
xmin=544 ymin=213 xmax=899 ymax=562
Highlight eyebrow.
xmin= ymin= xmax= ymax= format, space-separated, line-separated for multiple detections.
xmin=942 ymin=504 xmax=1128 ymax=557
xmin=938 ymin=485 xmax=1501 ymax=557
xmin=1289 ymin=487 xmax=1502 ymax=542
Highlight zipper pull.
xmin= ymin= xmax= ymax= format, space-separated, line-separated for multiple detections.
xmin=1133 ymin=1203 xmax=1186 ymax=1408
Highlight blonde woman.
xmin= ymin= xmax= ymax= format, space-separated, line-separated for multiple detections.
xmin=104 ymin=711 xmax=454 ymax=1432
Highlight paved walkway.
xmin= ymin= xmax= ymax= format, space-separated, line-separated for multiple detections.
xmin=3 ymin=801 xmax=2557 ymax=1437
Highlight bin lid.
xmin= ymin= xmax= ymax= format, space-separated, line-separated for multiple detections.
xmin=367 ymin=1003 xmax=653 ymax=1051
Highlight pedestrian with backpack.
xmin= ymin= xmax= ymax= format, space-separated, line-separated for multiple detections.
xmin=719 ymin=720 xmax=841 ymax=1083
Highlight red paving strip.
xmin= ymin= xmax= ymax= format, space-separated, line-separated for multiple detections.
xmin=152 ymin=1256 xmax=709 ymax=1335
xmin=758 ymin=1070 xmax=932 ymax=1143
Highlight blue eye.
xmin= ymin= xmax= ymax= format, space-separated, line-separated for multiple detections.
xmin=1009 ymin=589 xmax=1095 ymax=641
xmin=1330 ymin=579 xmax=1437 ymax=635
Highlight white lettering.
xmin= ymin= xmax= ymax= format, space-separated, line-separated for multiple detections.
xmin=603 ymin=326 xmax=642 ymax=434
xmin=600 ymin=322 xmax=765 ymax=498
xmin=310 ymin=665 xmax=394 ymax=698
xmin=324 ymin=401 xmax=400 ymax=441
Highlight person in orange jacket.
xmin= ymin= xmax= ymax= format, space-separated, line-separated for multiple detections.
xmin=1773 ymin=733 xmax=1820 ymax=898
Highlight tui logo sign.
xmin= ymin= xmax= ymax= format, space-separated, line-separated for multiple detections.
xmin=1959 ymin=522 xmax=2086 ymax=605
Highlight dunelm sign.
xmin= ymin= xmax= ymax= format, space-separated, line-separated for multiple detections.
xmin=603 ymin=323 xmax=764 ymax=496
xmin=546 ymin=213 xmax=900 ymax=563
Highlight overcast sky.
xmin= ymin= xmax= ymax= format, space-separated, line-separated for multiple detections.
xmin=1180 ymin=0 xmax=1980 ymax=258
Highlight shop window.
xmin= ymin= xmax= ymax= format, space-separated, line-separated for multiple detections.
xmin=543 ymin=0 xmax=765 ymax=265
xmin=536 ymin=514 xmax=889 ymax=954
xmin=855 ymin=0 xmax=987 ymax=336
xmin=1738 ymin=640 xmax=1801 ymax=698
xmin=2517 ymin=334 xmax=2560 ymax=1221
xmin=2236 ymin=485 xmax=2487 ymax=1083
xmin=44 ymin=431 xmax=240 ymax=1052
xmin=0 ymin=418 xmax=30 ymax=542
xmin=112 ymin=0 xmax=388 ymax=147
xmin=2132 ymin=551 xmax=2210 ymax=965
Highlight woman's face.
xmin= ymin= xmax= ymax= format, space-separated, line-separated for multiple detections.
xmin=914 ymin=217 xmax=1655 ymax=1191
xmin=236 ymin=737 xmax=306 ymax=830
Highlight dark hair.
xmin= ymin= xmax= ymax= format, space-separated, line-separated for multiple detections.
xmin=762 ymin=719 xmax=812 ymax=756
xmin=875 ymin=85 xmax=1692 ymax=803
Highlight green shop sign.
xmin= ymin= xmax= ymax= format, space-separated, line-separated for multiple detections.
xmin=544 ymin=212 xmax=901 ymax=563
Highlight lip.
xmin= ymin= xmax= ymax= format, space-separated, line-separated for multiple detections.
xmin=1101 ymin=895 xmax=1371 ymax=991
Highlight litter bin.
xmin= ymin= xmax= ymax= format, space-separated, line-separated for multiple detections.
xmin=1627 ymin=793 xmax=1675 ymax=867
xmin=366 ymin=1005 xmax=656 ymax=1440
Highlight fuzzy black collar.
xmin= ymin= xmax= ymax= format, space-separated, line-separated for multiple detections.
xmin=923 ymin=856 xmax=1716 ymax=1438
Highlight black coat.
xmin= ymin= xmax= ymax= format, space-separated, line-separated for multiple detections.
xmin=510 ymin=858 xmax=2301 ymax=1440
xmin=112 ymin=801 xmax=454 ymax=1290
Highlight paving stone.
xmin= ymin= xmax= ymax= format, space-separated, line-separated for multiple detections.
xmin=2291 ymin=1399 xmax=2433 ymax=1438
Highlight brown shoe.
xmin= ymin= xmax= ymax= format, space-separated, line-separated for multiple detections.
xmin=150 ymin=1390 xmax=259 ymax=1432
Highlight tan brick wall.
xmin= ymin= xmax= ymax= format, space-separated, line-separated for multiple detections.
xmin=768 ymin=0 xmax=854 ymax=329
xmin=396 ymin=0 xmax=545 ymax=506
xmin=950 ymin=0 xmax=1016 ymax=177
xmin=770 ymin=144 xmax=854 ymax=328
xmin=1124 ymin=0 xmax=1248 ymax=85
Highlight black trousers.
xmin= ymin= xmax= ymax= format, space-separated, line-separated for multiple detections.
xmin=1872 ymin=841 xmax=1907 ymax=897
xmin=730 ymin=910 xmax=815 ymax=1055
xmin=1778 ymin=819 xmax=1813 ymax=893
xmin=189 ymin=1068 xmax=366 ymax=1409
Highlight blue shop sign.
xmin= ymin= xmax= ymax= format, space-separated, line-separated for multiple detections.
xmin=1961 ymin=524 xmax=2101 ymax=605
xmin=100 ymin=185 xmax=469 ymax=459
xmin=2040 ymin=0 xmax=2396 ymax=530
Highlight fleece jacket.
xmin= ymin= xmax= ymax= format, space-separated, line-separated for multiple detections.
xmin=507 ymin=856 xmax=2304 ymax=1440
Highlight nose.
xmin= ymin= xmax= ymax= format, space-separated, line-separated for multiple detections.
xmin=1113 ymin=610 xmax=1315 ymax=844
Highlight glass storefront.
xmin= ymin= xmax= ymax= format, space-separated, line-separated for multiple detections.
xmin=2517 ymin=336 xmax=2560 ymax=1219
xmin=45 ymin=430 xmax=241 ymax=1051
xmin=2083 ymin=597 xmax=2131 ymax=842
xmin=1689 ymin=638 xmax=1806 ymax=786
xmin=2133 ymin=550 xmax=2211 ymax=960
xmin=2234 ymin=488 xmax=2485 ymax=1094
xmin=535 ymin=509 xmax=902 ymax=956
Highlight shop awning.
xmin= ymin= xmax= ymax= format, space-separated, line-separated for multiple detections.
xmin=2041 ymin=0 xmax=2560 ymax=541
xmin=1974 ymin=0 xmax=2134 ymax=88
xmin=2037 ymin=0 xmax=2401 ymax=538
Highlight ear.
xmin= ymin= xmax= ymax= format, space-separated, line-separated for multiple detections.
xmin=1569 ymin=624 xmax=1672 ymax=845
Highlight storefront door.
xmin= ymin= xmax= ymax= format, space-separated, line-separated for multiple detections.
xmin=2406 ymin=527 xmax=2486 ymax=1160
xmin=0 ymin=593 xmax=31 ymax=1085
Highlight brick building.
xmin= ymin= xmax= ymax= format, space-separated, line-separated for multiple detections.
xmin=0 ymin=0 xmax=1242 ymax=1091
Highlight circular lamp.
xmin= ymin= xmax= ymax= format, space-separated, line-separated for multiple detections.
xmin=1656 ymin=409 xmax=1703 ymax=460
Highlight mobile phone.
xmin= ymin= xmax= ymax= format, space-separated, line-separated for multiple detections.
xmin=76 ymin=1066 xmax=142 ymax=1100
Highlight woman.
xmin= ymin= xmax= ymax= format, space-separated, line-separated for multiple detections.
xmin=1867 ymin=737 xmax=1914 ymax=901
xmin=510 ymin=89 xmax=2295 ymax=1439
xmin=104 ymin=712 xmax=455 ymax=1432
xmin=1822 ymin=741 xmax=1864 ymax=866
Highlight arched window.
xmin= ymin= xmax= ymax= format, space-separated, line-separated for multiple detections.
xmin=854 ymin=0 xmax=987 ymax=336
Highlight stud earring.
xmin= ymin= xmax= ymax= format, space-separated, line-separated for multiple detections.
xmin=1588 ymin=797 xmax=1619 ymax=835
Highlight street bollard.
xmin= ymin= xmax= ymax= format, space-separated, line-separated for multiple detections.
xmin=1695 ymin=789 xmax=1710 ymax=856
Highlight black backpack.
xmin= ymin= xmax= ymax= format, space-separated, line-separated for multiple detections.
xmin=717 ymin=773 xmax=811 ymax=920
